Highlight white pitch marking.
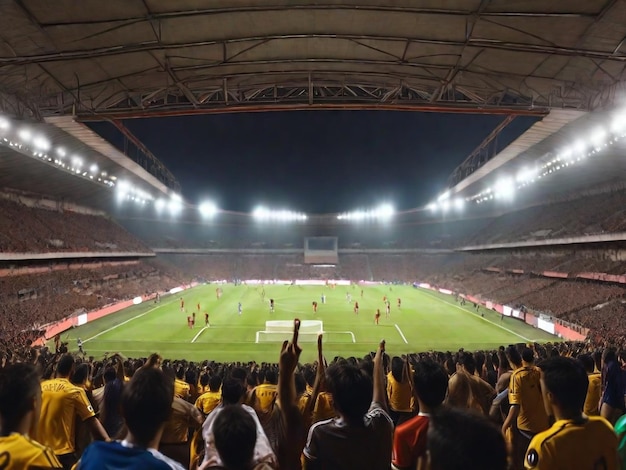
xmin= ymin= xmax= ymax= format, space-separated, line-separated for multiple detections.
xmin=191 ymin=326 xmax=209 ymax=343
xmin=394 ymin=324 xmax=409 ymax=344
xmin=83 ymin=305 xmax=164 ymax=343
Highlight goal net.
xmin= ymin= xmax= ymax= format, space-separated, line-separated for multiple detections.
xmin=256 ymin=320 xmax=323 ymax=343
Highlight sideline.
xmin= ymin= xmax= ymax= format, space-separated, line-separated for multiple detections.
xmin=191 ymin=326 xmax=209 ymax=343
xmin=84 ymin=303 xmax=170 ymax=343
xmin=419 ymin=289 xmax=531 ymax=342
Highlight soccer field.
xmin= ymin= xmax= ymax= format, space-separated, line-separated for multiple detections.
xmin=58 ymin=284 xmax=560 ymax=363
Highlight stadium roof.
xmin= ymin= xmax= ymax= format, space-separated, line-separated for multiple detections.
xmin=1 ymin=0 xmax=626 ymax=120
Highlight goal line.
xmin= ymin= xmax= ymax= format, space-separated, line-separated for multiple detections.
xmin=255 ymin=330 xmax=356 ymax=343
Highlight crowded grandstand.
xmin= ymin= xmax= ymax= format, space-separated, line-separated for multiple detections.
xmin=3 ymin=1 xmax=626 ymax=469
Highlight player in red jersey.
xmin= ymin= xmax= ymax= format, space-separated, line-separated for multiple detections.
xmin=397 ymin=298 xmax=401 ymax=308
xmin=180 ymin=298 xmax=185 ymax=312
xmin=197 ymin=302 xmax=201 ymax=312
xmin=192 ymin=312 xmax=196 ymax=327
xmin=375 ymin=309 xmax=381 ymax=325
xmin=312 ymin=301 xmax=318 ymax=313
xmin=187 ymin=316 xmax=193 ymax=329
xmin=383 ymin=295 xmax=387 ymax=303
xmin=204 ymin=312 xmax=209 ymax=326
xmin=354 ymin=301 xmax=359 ymax=315
xmin=386 ymin=301 xmax=391 ymax=318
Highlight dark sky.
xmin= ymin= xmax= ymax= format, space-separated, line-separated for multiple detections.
xmin=89 ymin=111 xmax=537 ymax=213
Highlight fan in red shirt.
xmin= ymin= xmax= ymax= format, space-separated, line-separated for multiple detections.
xmin=392 ymin=359 xmax=448 ymax=470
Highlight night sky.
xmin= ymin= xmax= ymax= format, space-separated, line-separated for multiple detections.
xmin=89 ymin=111 xmax=537 ymax=213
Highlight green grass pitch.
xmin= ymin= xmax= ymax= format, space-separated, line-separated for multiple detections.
xmin=57 ymin=284 xmax=560 ymax=363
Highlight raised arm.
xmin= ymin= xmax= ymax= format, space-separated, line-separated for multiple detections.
xmin=373 ymin=340 xmax=387 ymax=409
xmin=303 ymin=334 xmax=325 ymax=426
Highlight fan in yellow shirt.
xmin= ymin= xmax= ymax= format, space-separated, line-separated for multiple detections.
xmin=38 ymin=355 xmax=108 ymax=469
xmin=0 ymin=362 xmax=62 ymax=469
xmin=195 ymin=375 xmax=222 ymax=415
xmin=174 ymin=367 xmax=191 ymax=400
xmin=525 ymin=357 xmax=618 ymax=470
xmin=251 ymin=369 xmax=278 ymax=413
xmin=578 ymin=354 xmax=602 ymax=416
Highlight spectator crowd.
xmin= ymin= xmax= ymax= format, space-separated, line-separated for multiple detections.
xmin=2 ymin=322 xmax=626 ymax=469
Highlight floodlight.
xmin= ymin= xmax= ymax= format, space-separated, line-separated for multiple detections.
xmin=591 ymin=128 xmax=606 ymax=149
xmin=18 ymin=128 xmax=32 ymax=142
xmin=155 ymin=198 xmax=166 ymax=212
xmin=453 ymin=198 xmax=464 ymax=211
xmin=199 ymin=201 xmax=218 ymax=217
xmin=516 ymin=167 xmax=536 ymax=183
xmin=253 ymin=207 xmax=269 ymax=220
xmin=437 ymin=191 xmax=450 ymax=202
xmin=56 ymin=147 xmax=66 ymax=158
xmin=611 ymin=111 xmax=626 ymax=134
xmin=427 ymin=203 xmax=437 ymax=212
xmin=168 ymin=197 xmax=183 ymax=214
xmin=377 ymin=203 xmax=395 ymax=220
xmin=72 ymin=156 xmax=83 ymax=167
xmin=0 ymin=116 xmax=10 ymax=130
xmin=89 ymin=164 xmax=98 ymax=173
xmin=33 ymin=135 xmax=51 ymax=151
xmin=494 ymin=177 xmax=515 ymax=200
xmin=440 ymin=200 xmax=450 ymax=213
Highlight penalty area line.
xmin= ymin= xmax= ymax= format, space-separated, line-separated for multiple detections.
xmin=394 ymin=324 xmax=408 ymax=344
xmin=191 ymin=326 xmax=209 ymax=343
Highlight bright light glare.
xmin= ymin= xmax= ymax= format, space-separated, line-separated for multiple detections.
xmin=33 ymin=135 xmax=50 ymax=151
xmin=199 ymin=201 xmax=218 ymax=217
xmin=611 ymin=111 xmax=626 ymax=134
xmin=437 ymin=191 xmax=450 ymax=202
xmin=253 ymin=207 xmax=306 ymax=221
xmin=516 ymin=167 xmax=536 ymax=183
xmin=89 ymin=164 xmax=98 ymax=173
xmin=0 ymin=117 xmax=10 ymax=130
xmin=72 ymin=156 xmax=83 ymax=167
xmin=376 ymin=203 xmax=395 ymax=220
xmin=427 ymin=203 xmax=437 ymax=213
xmin=453 ymin=198 xmax=464 ymax=211
xmin=155 ymin=198 xmax=166 ymax=212
xmin=440 ymin=200 xmax=450 ymax=213
xmin=494 ymin=177 xmax=515 ymax=200
xmin=591 ymin=128 xmax=606 ymax=148
xmin=18 ymin=128 xmax=32 ymax=142
xmin=168 ymin=198 xmax=183 ymax=214
xmin=574 ymin=140 xmax=586 ymax=155
xmin=56 ymin=147 xmax=66 ymax=158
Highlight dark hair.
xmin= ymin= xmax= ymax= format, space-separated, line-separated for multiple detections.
xmin=56 ymin=354 xmax=75 ymax=377
xmin=326 ymin=363 xmax=372 ymax=424
xmin=0 ymin=363 xmax=40 ymax=434
xmin=71 ymin=363 xmax=90 ymax=385
xmin=521 ymin=348 xmax=535 ymax=363
xmin=121 ymin=367 xmax=173 ymax=446
xmin=101 ymin=376 xmax=124 ymax=437
xmin=303 ymin=366 xmax=316 ymax=387
xmin=413 ymin=359 xmax=448 ymax=409
xmin=578 ymin=354 xmax=595 ymax=374
xmin=209 ymin=375 xmax=223 ymax=392
xmin=265 ymin=368 xmax=278 ymax=385
xmin=175 ymin=365 xmax=185 ymax=380
xmin=538 ymin=356 xmax=588 ymax=413
xmin=231 ymin=367 xmax=247 ymax=384
xmin=458 ymin=352 xmax=476 ymax=375
xmin=391 ymin=356 xmax=404 ymax=383
xmin=295 ymin=373 xmax=306 ymax=395
xmin=103 ymin=366 xmax=117 ymax=383
xmin=505 ymin=345 xmax=522 ymax=368
xmin=214 ymin=405 xmax=257 ymax=470
xmin=222 ymin=378 xmax=246 ymax=405
xmin=200 ymin=373 xmax=210 ymax=387
xmin=428 ymin=408 xmax=507 ymax=470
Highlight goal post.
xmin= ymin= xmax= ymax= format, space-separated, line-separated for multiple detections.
xmin=256 ymin=320 xmax=323 ymax=343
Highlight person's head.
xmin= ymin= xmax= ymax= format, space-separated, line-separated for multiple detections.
xmin=521 ymin=348 xmax=535 ymax=364
xmin=413 ymin=359 xmax=448 ymax=410
xmin=326 ymin=363 xmax=372 ymax=424
xmin=121 ymin=367 xmax=173 ymax=447
xmin=265 ymin=368 xmax=278 ymax=385
xmin=199 ymin=373 xmax=210 ymax=389
xmin=213 ymin=405 xmax=257 ymax=470
xmin=103 ymin=366 xmax=117 ymax=383
xmin=603 ymin=348 xmax=617 ymax=366
xmin=175 ymin=365 xmax=185 ymax=380
xmin=577 ymin=354 xmax=595 ymax=374
xmin=391 ymin=356 xmax=404 ymax=383
xmin=0 ymin=363 xmax=41 ymax=436
xmin=56 ymin=354 xmax=75 ymax=377
xmin=231 ymin=367 xmax=248 ymax=385
xmin=538 ymin=356 xmax=588 ymax=416
xmin=222 ymin=378 xmax=246 ymax=405
xmin=427 ymin=408 xmax=507 ymax=470
xmin=71 ymin=363 xmax=90 ymax=386
xmin=457 ymin=352 xmax=476 ymax=375
xmin=303 ymin=366 xmax=315 ymax=387
xmin=209 ymin=375 xmax=223 ymax=392
xmin=505 ymin=345 xmax=522 ymax=369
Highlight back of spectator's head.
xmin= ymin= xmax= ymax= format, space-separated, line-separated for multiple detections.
xmin=175 ymin=365 xmax=185 ymax=380
xmin=521 ymin=348 xmax=535 ymax=364
xmin=222 ymin=378 xmax=246 ymax=405
xmin=295 ymin=372 xmax=306 ymax=395
xmin=538 ymin=356 xmax=588 ymax=414
xmin=213 ymin=405 xmax=256 ymax=470
xmin=103 ymin=366 xmax=117 ymax=383
xmin=413 ymin=359 xmax=448 ymax=409
xmin=231 ymin=367 xmax=248 ymax=384
xmin=71 ymin=363 xmax=90 ymax=385
xmin=209 ymin=375 xmax=223 ymax=392
xmin=391 ymin=356 xmax=404 ymax=382
xmin=199 ymin=373 xmax=210 ymax=388
xmin=56 ymin=354 xmax=75 ymax=377
xmin=578 ymin=354 xmax=595 ymax=374
xmin=603 ymin=348 xmax=617 ymax=364
xmin=0 ymin=363 xmax=41 ymax=435
xmin=303 ymin=366 xmax=315 ymax=387
xmin=121 ymin=367 xmax=173 ymax=447
xmin=326 ymin=363 xmax=372 ymax=424
xmin=457 ymin=352 xmax=476 ymax=375
xmin=265 ymin=368 xmax=278 ymax=385
xmin=427 ymin=408 xmax=507 ymax=470
xmin=505 ymin=345 xmax=522 ymax=368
